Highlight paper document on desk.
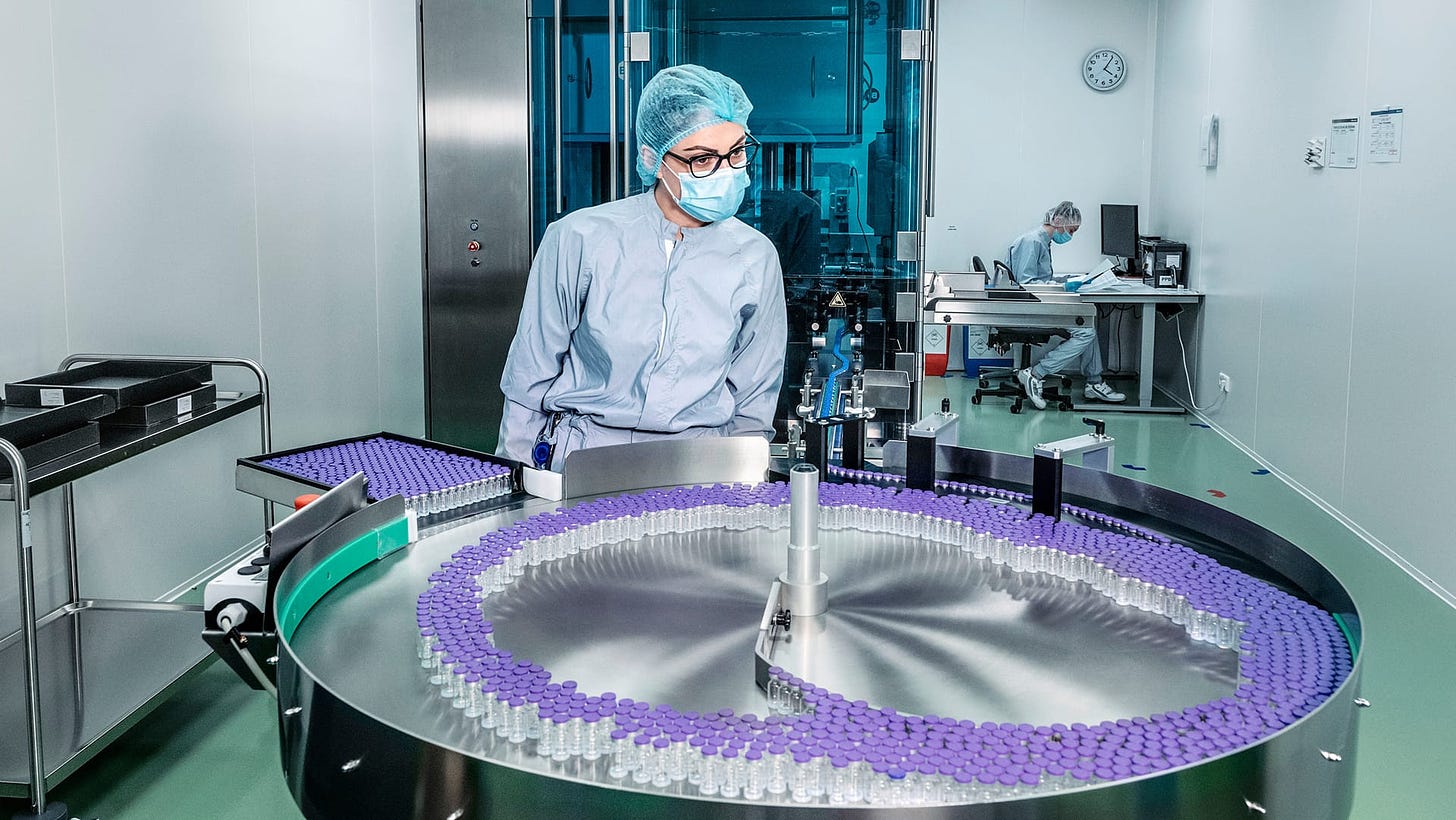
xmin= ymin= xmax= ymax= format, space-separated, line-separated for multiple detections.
xmin=1066 ymin=260 xmax=1129 ymax=293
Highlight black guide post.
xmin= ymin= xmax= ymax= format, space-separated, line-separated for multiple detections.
xmin=803 ymin=415 xmax=867 ymax=473
xmin=840 ymin=417 xmax=865 ymax=471
xmin=906 ymin=432 xmax=937 ymax=492
xmin=1032 ymin=449 xmax=1064 ymax=521
xmin=906 ymin=398 xmax=959 ymax=493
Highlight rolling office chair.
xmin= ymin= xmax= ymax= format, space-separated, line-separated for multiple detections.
xmin=969 ymin=257 xmax=1074 ymax=413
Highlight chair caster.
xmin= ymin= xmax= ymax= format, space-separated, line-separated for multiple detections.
xmin=1010 ymin=403 xmax=1022 ymax=414
xmin=971 ymin=394 xmax=982 ymax=405
xmin=1059 ymin=401 xmax=1073 ymax=411
xmin=978 ymin=379 xmax=990 ymax=388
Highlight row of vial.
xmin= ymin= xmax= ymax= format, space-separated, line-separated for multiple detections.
xmin=407 ymin=475 xmax=514 ymax=517
xmin=478 ymin=501 xmax=1243 ymax=652
xmin=415 ymin=660 xmax=1095 ymax=807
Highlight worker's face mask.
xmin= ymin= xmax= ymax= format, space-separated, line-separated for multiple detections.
xmin=663 ymin=165 xmax=750 ymax=223
xmin=1052 ymin=230 xmax=1074 ymax=245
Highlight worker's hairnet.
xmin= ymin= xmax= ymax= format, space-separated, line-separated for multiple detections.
xmin=636 ymin=64 xmax=753 ymax=186
xmin=1043 ymin=201 xmax=1082 ymax=229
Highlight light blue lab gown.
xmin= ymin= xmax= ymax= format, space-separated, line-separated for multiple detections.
xmin=1006 ymin=226 xmax=1105 ymax=383
xmin=1008 ymin=226 xmax=1055 ymax=284
xmin=498 ymin=191 xmax=787 ymax=468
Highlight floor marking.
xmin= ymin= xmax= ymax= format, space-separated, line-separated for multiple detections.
xmin=1207 ymin=489 xmax=1227 ymax=498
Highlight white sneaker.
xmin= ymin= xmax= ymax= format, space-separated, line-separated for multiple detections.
xmin=1017 ymin=368 xmax=1047 ymax=410
xmin=1084 ymin=382 xmax=1126 ymax=403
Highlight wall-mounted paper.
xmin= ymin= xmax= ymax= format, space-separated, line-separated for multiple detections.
xmin=1369 ymin=108 xmax=1403 ymax=164
xmin=1330 ymin=117 xmax=1359 ymax=168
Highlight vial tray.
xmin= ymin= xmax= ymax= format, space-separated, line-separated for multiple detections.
xmin=0 ymin=395 xmax=110 ymax=446
xmin=4 ymin=360 xmax=212 ymax=414
xmin=102 ymin=383 xmax=217 ymax=428
xmin=0 ymin=423 xmax=100 ymax=479
xmin=237 ymin=432 xmax=523 ymax=519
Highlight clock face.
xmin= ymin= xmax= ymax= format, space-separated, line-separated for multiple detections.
xmin=1083 ymin=48 xmax=1126 ymax=92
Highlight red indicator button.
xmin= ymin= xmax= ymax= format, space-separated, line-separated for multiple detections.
xmin=467 ymin=240 xmax=481 ymax=252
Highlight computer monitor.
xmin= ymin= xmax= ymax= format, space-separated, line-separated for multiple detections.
xmin=1101 ymin=204 xmax=1140 ymax=260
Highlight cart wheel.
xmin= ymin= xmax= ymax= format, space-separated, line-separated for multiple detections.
xmin=1060 ymin=401 xmax=1073 ymax=411
xmin=971 ymin=394 xmax=982 ymax=405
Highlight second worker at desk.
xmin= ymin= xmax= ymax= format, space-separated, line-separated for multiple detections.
xmin=1008 ymin=201 xmax=1125 ymax=409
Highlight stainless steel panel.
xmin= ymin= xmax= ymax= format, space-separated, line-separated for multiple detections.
xmin=626 ymin=30 xmax=652 ymax=61
xmin=0 ymin=607 xmax=214 ymax=796
xmin=922 ymin=297 xmax=1096 ymax=330
xmin=235 ymin=462 xmax=322 ymax=508
xmin=861 ymin=369 xmax=911 ymax=410
xmin=896 ymin=291 xmax=919 ymax=321
xmin=897 ymin=230 xmax=921 ymax=262
xmin=561 ymin=437 xmax=771 ymax=498
xmin=423 ymin=0 xmax=533 ymax=453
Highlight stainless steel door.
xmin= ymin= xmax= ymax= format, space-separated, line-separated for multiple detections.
xmin=421 ymin=0 xmax=532 ymax=452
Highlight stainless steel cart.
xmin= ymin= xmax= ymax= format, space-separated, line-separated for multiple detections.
xmin=0 ymin=355 xmax=271 ymax=818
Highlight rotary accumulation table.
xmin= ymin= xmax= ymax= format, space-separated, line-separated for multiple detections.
xmin=268 ymin=440 xmax=1362 ymax=819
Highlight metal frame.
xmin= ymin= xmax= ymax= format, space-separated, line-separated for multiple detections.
xmin=0 ymin=355 xmax=270 ymax=815
xmin=1074 ymin=286 xmax=1203 ymax=412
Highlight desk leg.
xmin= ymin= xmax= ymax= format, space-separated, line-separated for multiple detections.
xmin=1138 ymin=306 xmax=1156 ymax=407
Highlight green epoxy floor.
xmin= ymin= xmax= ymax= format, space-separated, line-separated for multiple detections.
xmin=5 ymin=375 xmax=1453 ymax=819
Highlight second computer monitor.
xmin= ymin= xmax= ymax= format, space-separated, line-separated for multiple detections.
xmin=1101 ymin=204 xmax=1140 ymax=259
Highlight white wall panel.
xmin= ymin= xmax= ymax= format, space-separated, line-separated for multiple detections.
xmin=251 ymin=0 xmax=386 ymax=447
xmin=38 ymin=2 xmax=267 ymax=606
xmin=0 ymin=4 xmax=80 ymax=636
xmin=371 ymin=0 xmax=427 ymax=436
xmin=1245 ymin=0 xmax=1365 ymax=502
xmin=0 ymin=2 xmax=69 ymax=378
xmin=927 ymin=0 xmax=1157 ymax=275
xmin=1150 ymin=0 xmax=1456 ymax=597
xmin=1344 ymin=0 xmax=1454 ymax=587
xmin=1146 ymin=0 xmax=1210 ymax=405
xmin=1 ymin=1 xmax=425 ymax=629
xmin=49 ymin=1 xmax=261 ymax=357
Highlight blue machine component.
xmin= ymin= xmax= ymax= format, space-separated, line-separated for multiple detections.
xmin=819 ymin=325 xmax=852 ymax=418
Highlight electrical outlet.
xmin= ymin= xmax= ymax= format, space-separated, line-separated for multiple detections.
xmin=1218 ymin=372 xmax=1232 ymax=393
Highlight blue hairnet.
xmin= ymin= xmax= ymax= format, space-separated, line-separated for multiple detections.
xmin=1043 ymin=201 xmax=1082 ymax=229
xmin=636 ymin=64 xmax=753 ymax=186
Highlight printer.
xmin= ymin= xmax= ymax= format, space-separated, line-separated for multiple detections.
xmin=1139 ymin=238 xmax=1189 ymax=289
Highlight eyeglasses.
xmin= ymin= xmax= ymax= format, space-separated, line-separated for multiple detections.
xmin=665 ymin=138 xmax=761 ymax=178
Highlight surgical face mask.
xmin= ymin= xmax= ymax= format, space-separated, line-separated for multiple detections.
xmin=1052 ymin=230 xmax=1074 ymax=245
xmin=663 ymin=166 xmax=750 ymax=223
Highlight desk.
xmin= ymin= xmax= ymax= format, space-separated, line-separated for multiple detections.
xmin=1077 ymin=285 xmax=1203 ymax=412
xmin=911 ymin=284 xmax=1204 ymax=413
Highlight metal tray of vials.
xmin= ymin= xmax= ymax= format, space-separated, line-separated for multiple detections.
xmin=236 ymin=431 xmax=523 ymax=521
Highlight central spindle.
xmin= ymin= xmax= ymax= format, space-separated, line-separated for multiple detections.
xmin=780 ymin=463 xmax=828 ymax=616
